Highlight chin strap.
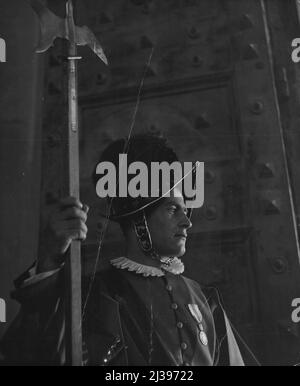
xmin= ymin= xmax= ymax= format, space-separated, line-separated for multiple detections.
xmin=133 ymin=210 xmax=176 ymax=267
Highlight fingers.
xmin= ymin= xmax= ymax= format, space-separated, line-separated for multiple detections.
xmin=59 ymin=196 xmax=84 ymax=209
xmin=63 ymin=228 xmax=87 ymax=242
xmin=47 ymin=197 xmax=89 ymax=247
xmin=52 ymin=219 xmax=88 ymax=241
xmin=50 ymin=197 xmax=89 ymax=222
xmin=40 ymin=197 xmax=90 ymax=268
xmin=60 ymin=219 xmax=88 ymax=234
xmin=82 ymin=204 xmax=89 ymax=214
xmin=60 ymin=229 xmax=88 ymax=254
xmin=57 ymin=207 xmax=88 ymax=222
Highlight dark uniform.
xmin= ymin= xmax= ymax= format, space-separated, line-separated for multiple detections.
xmin=0 ymin=260 xmax=247 ymax=366
xmin=85 ymin=267 xmax=244 ymax=366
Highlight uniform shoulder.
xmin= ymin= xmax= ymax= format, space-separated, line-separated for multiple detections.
xmin=181 ymin=274 xmax=211 ymax=294
xmin=181 ymin=274 xmax=201 ymax=288
xmin=181 ymin=275 xmax=222 ymax=309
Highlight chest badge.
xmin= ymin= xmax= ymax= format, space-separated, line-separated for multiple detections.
xmin=188 ymin=304 xmax=208 ymax=346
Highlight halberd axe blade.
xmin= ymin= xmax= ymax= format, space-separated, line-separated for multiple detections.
xmin=28 ymin=0 xmax=108 ymax=65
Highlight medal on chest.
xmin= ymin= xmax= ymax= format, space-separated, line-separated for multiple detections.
xmin=188 ymin=304 xmax=208 ymax=346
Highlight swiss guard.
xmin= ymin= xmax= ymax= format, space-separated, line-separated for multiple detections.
xmin=0 ymin=134 xmax=259 ymax=366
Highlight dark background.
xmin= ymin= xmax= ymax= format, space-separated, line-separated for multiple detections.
xmin=1 ymin=0 xmax=300 ymax=365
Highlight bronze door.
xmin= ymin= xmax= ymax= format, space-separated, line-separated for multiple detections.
xmin=40 ymin=0 xmax=300 ymax=365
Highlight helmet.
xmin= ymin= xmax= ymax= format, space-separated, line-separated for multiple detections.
xmin=93 ymin=133 xmax=196 ymax=261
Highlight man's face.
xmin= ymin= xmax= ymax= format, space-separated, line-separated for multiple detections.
xmin=146 ymin=188 xmax=192 ymax=258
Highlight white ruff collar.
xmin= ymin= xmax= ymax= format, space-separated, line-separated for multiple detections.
xmin=110 ymin=256 xmax=185 ymax=277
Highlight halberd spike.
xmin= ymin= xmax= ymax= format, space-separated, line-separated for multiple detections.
xmin=28 ymin=0 xmax=108 ymax=65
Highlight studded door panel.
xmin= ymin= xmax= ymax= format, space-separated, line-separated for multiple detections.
xmin=41 ymin=0 xmax=300 ymax=365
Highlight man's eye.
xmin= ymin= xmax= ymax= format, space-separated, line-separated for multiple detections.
xmin=168 ymin=206 xmax=188 ymax=215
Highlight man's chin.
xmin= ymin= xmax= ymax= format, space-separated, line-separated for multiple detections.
xmin=176 ymin=247 xmax=186 ymax=258
xmin=155 ymin=243 xmax=186 ymax=258
xmin=168 ymin=246 xmax=186 ymax=258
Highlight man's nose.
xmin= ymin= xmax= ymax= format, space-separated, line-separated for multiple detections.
xmin=179 ymin=212 xmax=192 ymax=230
